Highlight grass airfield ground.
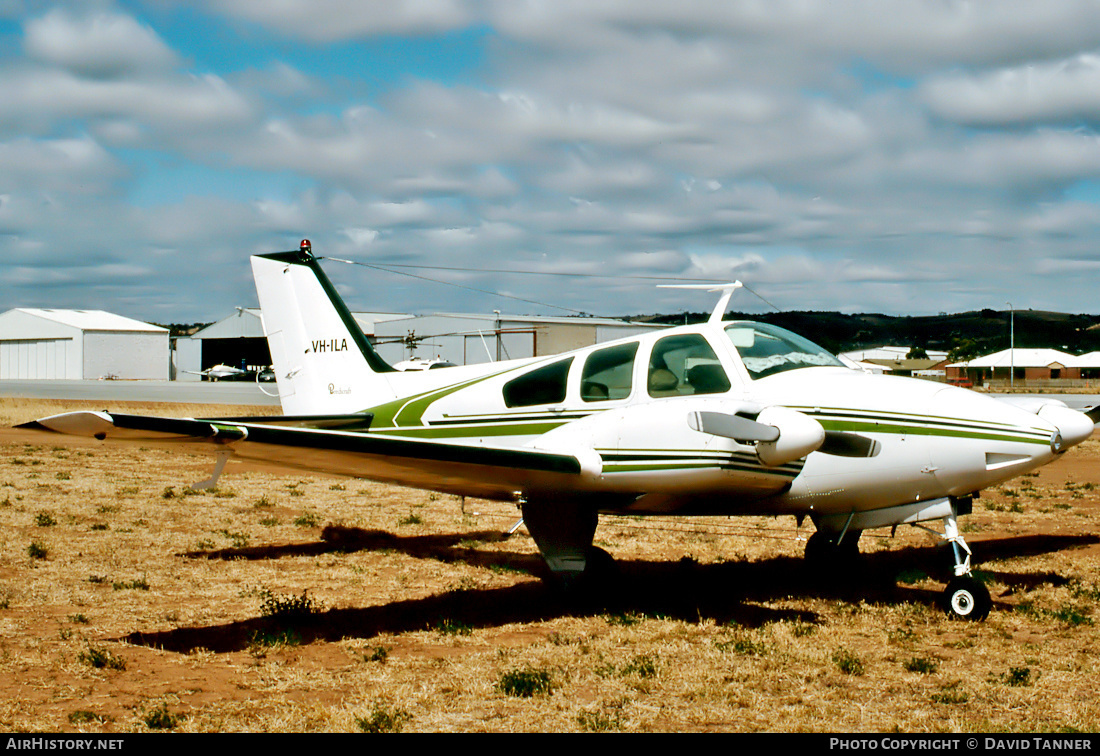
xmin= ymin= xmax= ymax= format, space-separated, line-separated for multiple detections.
xmin=0 ymin=398 xmax=1099 ymax=733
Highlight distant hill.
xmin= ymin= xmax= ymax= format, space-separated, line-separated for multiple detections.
xmin=636 ymin=309 xmax=1100 ymax=361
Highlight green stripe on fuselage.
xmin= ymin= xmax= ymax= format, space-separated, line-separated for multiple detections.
xmin=788 ymin=406 xmax=1050 ymax=445
xmin=601 ymin=461 xmax=801 ymax=476
xmin=816 ymin=418 xmax=1048 ymax=445
xmin=791 ymin=404 xmax=1032 ymax=429
xmin=366 ymin=368 xmax=519 ymax=427
xmin=598 ymin=448 xmax=804 ymax=477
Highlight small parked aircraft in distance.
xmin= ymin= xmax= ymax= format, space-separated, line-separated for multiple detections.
xmin=183 ymin=364 xmax=252 ymax=381
xmin=393 ymin=356 xmax=457 ymax=371
xmin=184 ymin=363 xmax=275 ymax=382
xmin=23 ymin=242 xmax=1099 ymax=620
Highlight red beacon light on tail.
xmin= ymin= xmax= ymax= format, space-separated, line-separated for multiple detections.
xmin=300 ymin=239 xmax=311 ymax=254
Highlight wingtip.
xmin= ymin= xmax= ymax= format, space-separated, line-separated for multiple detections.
xmin=18 ymin=411 xmax=115 ymax=437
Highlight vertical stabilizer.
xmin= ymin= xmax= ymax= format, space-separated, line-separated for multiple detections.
xmin=251 ymin=243 xmax=399 ymax=415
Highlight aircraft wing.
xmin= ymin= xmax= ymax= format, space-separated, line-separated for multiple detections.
xmin=19 ymin=411 xmax=583 ymax=501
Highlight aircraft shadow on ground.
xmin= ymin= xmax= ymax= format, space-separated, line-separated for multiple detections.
xmin=125 ymin=528 xmax=1099 ymax=655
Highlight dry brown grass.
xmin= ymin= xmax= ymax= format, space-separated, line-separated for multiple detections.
xmin=1 ymin=398 xmax=1099 ymax=732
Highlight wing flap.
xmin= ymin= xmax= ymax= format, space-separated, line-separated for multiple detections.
xmin=214 ymin=413 xmax=376 ymax=431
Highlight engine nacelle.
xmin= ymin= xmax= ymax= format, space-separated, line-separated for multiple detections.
xmin=754 ymin=406 xmax=825 ymax=467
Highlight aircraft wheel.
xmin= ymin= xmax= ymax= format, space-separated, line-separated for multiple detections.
xmin=570 ymin=546 xmax=618 ymax=594
xmin=584 ymin=546 xmax=616 ymax=580
xmin=943 ymin=577 xmax=991 ymax=621
xmin=804 ymin=532 xmax=830 ymax=564
xmin=548 ymin=547 xmax=617 ymax=601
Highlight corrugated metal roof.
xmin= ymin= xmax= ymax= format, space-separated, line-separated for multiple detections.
xmin=387 ymin=312 xmax=664 ymax=328
xmin=949 ymin=348 xmax=1078 ymax=368
xmin=841 ymin=346 xmax=949 ymax=361
xmin=191 ymin=308 xmax=410 ymax=339
xmin=12 ymin=308 xmax=167 ymax=333
xmin=863 ymin=358 xmax=946 ymax=371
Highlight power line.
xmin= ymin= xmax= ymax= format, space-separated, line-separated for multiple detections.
xmin=358 ymin=262 xmax=723 ymax=283
xmin=322 ymin=257 xmax=593 ymax=315
xmin=741 ymin=283 xmax=783 ymax=313
xmin=360 ymin=262 xmax=783 ymax=311
xmin=321 ymin=256 xmax=781 ymax=316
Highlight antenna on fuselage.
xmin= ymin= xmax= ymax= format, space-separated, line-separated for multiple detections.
xmin=658 ymin=281 xmax=743 ymax=324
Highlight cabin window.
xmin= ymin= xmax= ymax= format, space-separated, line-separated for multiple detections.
xmin=503 ymin=357 xmax=574 ymax=408
xmin=581 ymin=342 xmax=638 ymax=402
xmin=725 ymin=322 xmax=844 ymax=379
xmin=647 ymin=334 xmax=731 ymax=398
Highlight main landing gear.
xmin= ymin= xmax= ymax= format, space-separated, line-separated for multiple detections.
xmin=520 ymin=499 xmax=608 ymax=591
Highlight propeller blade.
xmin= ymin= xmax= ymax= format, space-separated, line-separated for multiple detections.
xmin=687 ymin=411 xmax=780 ymax=443
xmin=819 ymin=431 xmax=881 ymax=458
xmin=690 ymin=407 xmax=829 ymax=466
xmin=1085 ymin=405 xmax=1100 ymax=425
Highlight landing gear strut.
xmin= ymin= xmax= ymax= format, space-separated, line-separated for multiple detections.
xmin=810 ymin=497 xmax=992 ymax=620
xmin=937 ymin=506 xmax=991 ymax=621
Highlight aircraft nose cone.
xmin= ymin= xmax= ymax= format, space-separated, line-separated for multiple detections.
xmin=1037 ymin=404 xmax=1096 ymax=450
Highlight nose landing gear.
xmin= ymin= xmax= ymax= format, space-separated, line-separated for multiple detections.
xmin=938 ymin=505 xmax=991 ymax=621
xmin=810 ymin=496 xmax=993 ymax=620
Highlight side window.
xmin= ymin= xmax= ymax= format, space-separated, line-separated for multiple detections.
xmin=503 ymin=358 xmax=573 ymax=408
xmin=580 ymin=342 xmax=638 ymax=402
xmin=648 ymin=334 xmax=731 ymax=398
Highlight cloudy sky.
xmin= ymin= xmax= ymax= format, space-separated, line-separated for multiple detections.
xmin=5 ymin=1 xmax=1100 ymax=323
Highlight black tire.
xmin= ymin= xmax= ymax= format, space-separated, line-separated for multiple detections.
xmin=804 ymin=531 xmax=831 ymax=565
xmin=580 ymin=546 xmax=618 ymax=587
xmin=546 ymin=547 xmax=617 ymax=602
xmin=943 ymin=577 xmax=991 ymax=621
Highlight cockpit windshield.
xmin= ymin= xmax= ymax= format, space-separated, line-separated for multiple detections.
xmin=724 ymin=322 xmax=844 ymax=380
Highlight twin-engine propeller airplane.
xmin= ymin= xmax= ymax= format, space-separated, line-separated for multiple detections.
xmin=21 ymin=242 xmax=1099 ymax=620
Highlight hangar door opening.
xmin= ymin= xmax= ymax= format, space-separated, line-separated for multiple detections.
xmin=0 ymin=338 xmax=74 ymax=379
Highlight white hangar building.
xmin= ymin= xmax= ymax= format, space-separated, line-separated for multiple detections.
xmin=0 ymin=308 xmax=169 ymax=380
xmin=373 ymin=313 xmax=667 ymax=367
xmin=175 ymin=307 xmax=409 ymax=380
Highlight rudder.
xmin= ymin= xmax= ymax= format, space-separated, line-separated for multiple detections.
xmin=251 ymin=242 xmax=399 ymax=415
